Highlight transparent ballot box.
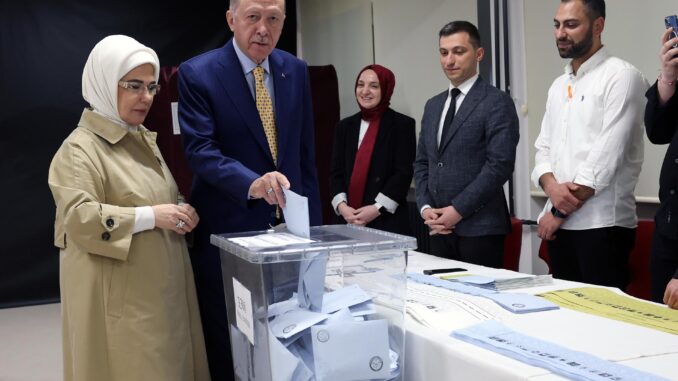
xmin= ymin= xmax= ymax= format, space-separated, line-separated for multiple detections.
xmin=210 ymin=224 xmax=416 ymax=381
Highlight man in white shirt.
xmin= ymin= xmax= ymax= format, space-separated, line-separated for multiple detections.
xmin=533 ymin=0 xmax=648 ymax=289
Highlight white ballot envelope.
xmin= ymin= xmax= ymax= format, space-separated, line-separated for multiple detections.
xmin=311 ymin=319 xmax=391 ymax=381
xmin=297 ymin=253 xmax=328 ymax=311
xmin=270 ymin=309 xmax=328 ymax=339
xmin=267 ymin=296 xmax=299 ymax=318
xmin=282 ymin=188 xmax=310 ymax=238
xmin=349 ymin=300 xmax=376 ymax=317
xmin=323 ymin=307 xmax=355 ymax=325
xmin=268 ymin=326 xmax=314 ymax=381
xmin=482 ymin=292 xmax=559 ymax=314
xmin=321 ymin=284 xmax=372 ymax=314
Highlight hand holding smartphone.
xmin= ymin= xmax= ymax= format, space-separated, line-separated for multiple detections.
xmin=665 ymin=15 xmax=678 ymax=48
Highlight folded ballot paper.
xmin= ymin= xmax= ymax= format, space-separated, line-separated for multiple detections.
xmin=442 ymin=274 xmax=554 ymax=291
xmin=453 ymin=320 xmax=671 ymax=381
xmin=264 ymin=284 xmax=399 ymax=381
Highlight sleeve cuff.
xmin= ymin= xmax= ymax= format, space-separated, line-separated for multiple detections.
xmin=531 ymin=163 xmax=553 ymax=189
xmin=331 ymin=193 xmax=347 ymax=215
xmin=420 ymin=204 xmax=431 ymax=217
xmin=375 ymin=193 xmax=399 ymax=214
xmin=133 ymin=206 xmax=155 ymax=233
xmin=573 ymin=166 xmax=600 ymax=190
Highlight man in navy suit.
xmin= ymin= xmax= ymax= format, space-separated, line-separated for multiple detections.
xmin=414 ymin=21 xmax=519 ymax=268
xmin=178 ymin=0 xmax=321 ymax=378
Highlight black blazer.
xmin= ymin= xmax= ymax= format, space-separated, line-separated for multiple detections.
xmin=646 ymin=82 xmax=678 ymax=248
xmin=330 ymin=108 xmax=416 ymax=234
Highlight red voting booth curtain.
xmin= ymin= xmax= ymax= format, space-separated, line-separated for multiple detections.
xmin=309 ymin=65 xmax=341 ymax=224
xmin=144 ymin=66 xmax=194 ymax=199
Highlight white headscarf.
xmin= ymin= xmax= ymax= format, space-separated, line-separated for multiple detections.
xmin=82 ymin=35 xmax=160 ymax=127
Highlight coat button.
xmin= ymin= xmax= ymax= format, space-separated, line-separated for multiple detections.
xmin=671 ymin=189 xmax=676 ymax=195
xmin=437 ymin=162 xmax=444 ymax=167
xmin=375 ymin=177 xmax=381 ymax=183
xmin=101 ymin=232 xmax=111 ymax=241
xmin=674 ymin=158 xmax=678 ymax=164
xmin=106 ymin=218 xmax=114 ymax=228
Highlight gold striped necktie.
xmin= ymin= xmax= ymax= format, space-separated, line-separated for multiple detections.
xmin=253 ymin=66 xmax=277 ymax=165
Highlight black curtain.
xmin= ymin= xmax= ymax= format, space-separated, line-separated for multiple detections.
xmin=0 ymin=0 xmax=297 ymax=308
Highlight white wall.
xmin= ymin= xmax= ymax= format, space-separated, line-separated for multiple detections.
xmin=372 ymin=0 xmax=477 ymax=129
xmin=297 ymin=0 xmax=373 ymax=118
xmin=299 ymin=0 xmax=477 ymax=127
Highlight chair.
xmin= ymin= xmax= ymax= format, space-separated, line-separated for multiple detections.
xmin=538 ymin=239 xmax=552 ymax=274
xmin=503 ymin=217 xmax=523 ymax=271
xmin=626 ymin=220 xmax=654 ymax=301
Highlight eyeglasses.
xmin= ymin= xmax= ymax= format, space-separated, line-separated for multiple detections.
xmin=118 ymin=80 xmax=161 ymax=96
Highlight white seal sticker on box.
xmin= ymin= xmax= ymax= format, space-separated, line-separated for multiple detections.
xmin=233 ymin=277 xmax=254 ymax=345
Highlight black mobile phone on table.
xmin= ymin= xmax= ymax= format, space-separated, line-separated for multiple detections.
xmin=665 ymin=15 xmax=678 ymax=48
xmin=423 ymin=268 xmax=467 ymax=275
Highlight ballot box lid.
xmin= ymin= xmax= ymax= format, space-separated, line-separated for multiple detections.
xmin=210 ymin=224 xmax=416 ymax=264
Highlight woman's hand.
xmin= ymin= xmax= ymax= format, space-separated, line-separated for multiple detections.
xmin=351 ymin=205 xmax=381 ymax=226
xmin=152 ymin=203 xmax=200 ymax=235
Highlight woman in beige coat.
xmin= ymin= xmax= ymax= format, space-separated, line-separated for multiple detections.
xmin=48 ymin=35 xmax=210 ymax=381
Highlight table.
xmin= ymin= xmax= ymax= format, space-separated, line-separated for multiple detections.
xmin=403 ymin=251 xmax=678 ymax=380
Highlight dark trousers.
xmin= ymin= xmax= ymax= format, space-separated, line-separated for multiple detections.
xmin=547 ymin=226 xmax=635 ymax=290
xmin=650 ymin=230 xmax=678 ymax=303
xmin=190 ymin=244 xmax=235 ymax=381
xmin=429 ymin=233 xmax=505 ymax=268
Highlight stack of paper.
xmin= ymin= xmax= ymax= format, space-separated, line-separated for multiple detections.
xmin=442 ymin=274 xmax=553 ymax=291
xmin=453 ymin=320 xmax=670 ymax=381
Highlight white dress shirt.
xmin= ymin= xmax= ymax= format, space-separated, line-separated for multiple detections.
xmin=531 ymin=47 xmax=649 ymax=229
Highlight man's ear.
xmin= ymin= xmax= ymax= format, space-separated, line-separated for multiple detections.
xmin=476 ymin=46 xmax=485 ymax=62
xmin=226 ymin=10 xmax=235 ymax=32
xmin=593 ymin=16 xmax=605 ymax=37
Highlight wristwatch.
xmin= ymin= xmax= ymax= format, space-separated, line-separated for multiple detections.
xmin=550 ymin=206 xmax=568 ymax=219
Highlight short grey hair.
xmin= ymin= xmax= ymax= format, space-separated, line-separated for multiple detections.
xmin=229 ymin=0 xmax=286 ymax=13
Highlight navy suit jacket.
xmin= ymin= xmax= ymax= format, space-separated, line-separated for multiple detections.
xmin=178 ymin=39 xmax=321 ymax=249
xmin=413 ymin=77 xmax=519 ymax=236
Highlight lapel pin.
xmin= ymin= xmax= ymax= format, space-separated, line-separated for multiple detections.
xmin=282 ymin=73 xmax=286 ymax=79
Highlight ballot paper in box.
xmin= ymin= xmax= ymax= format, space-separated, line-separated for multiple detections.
xmin=211 ymin=224 xmax=416 ymax=381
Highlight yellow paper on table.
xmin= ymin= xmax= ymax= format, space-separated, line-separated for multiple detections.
xmin=538 ymin=287 xmax=678 ymax=335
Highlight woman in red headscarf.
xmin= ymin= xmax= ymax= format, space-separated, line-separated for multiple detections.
xmin=330 ymin=64 xmax=416 ymax=234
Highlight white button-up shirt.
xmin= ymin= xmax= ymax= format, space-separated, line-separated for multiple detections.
xmin=532 ymin=47 xmax=649 ymax=230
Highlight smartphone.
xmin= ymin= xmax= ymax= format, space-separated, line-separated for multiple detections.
xmin=665 ymin=15 xmax=678 ymax=48
xmin=423 ymin=268 xmax=467 ymax=275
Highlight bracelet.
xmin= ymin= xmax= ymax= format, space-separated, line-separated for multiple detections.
xmin=550 ymin=206 xmax=568 ymax=219
xmin=658 ymin=72 xmax=676 ymax=86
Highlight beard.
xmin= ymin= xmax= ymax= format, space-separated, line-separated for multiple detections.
xmin=557 ymin=27 xmax=594 ymax=59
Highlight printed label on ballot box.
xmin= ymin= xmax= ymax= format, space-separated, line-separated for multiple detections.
xmin=233 ymin=277 xmax=254 ymax=345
